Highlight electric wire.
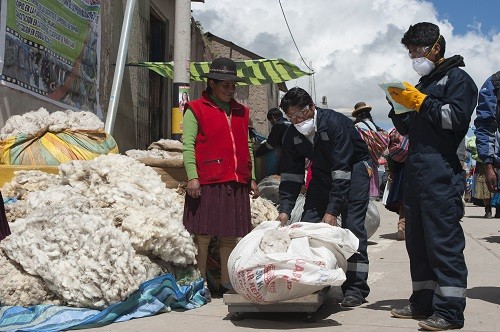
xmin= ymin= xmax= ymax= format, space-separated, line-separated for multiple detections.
xmin=277 ymin=0 xmax=314 ymax=74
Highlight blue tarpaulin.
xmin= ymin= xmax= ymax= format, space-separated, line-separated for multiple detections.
xmin=0 ymin=273 xmax=205 ymax=332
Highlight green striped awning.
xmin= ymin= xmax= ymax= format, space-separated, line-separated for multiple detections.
xmin=131 ymin=58 xmax=312 ymax=85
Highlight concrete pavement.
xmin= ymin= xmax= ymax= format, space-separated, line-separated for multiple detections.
xmin=83 ymin=201 xmax=500 ymax=332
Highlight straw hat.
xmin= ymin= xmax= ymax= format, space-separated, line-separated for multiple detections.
xmin=201 ymin=57 xmax=244 ymax=82
xmin=352 ymin=101 xmax=372 ymax=117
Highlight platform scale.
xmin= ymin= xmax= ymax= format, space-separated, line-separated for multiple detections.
xmin=223 ymin=288 xmax=328 ymax=322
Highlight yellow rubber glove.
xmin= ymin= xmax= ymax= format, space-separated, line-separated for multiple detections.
xmin=388 ymin=81 xmax=427 ymax=112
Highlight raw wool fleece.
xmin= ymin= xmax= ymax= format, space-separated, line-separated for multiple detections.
xmin=125 ymin=148 xmax=182 ymax=161
xmin=2 ymin=155 xmax=196 ymax=266
xmin=250 ymin=197 xmax=278 ymax=228
xmin=120 ymin=205 xmax=197 ymax=265
xmin=0 ymin=206 xmax=159 ymax=309
xmin=58 ymin=154 xmax=196 ymax=266
xmin=0 ymin=154 xmax=197 ymax=307
xmin=125 ymin=138 xmax=184 ymax=169
xmin=1 ymin=170 xmax=60 ymax=200
xmin=148 ymin=139 xmax=183 ymax=152
xmin=0 ymin=249 xmax=62 ymax=307
xmin=2 ymin=170 xmax=61 ymax=222
xmin=259 ymin=229 xmax=290 ymax=254
xmin=0 ymin=108 xmax=103 ymax=140
xmin=5 ymin=185 xmax=85 ymax=223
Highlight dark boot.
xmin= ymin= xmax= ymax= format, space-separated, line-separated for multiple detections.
xmin=484 ymin=206 xmax=493 ymax=219
xmin=418 ymin=314 xmax=462 ymax=330
xmin=495 ymin=209 xmax=500 ymax=218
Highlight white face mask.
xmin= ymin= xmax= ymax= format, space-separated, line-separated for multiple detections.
xmin=412 ymin=57 xmax=435 ymax=76
xmin=294 ymin=117 xmax=315 ymax=136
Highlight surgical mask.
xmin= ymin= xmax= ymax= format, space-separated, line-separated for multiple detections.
xmin=294 ymin=118 xmax=315 ymax=136
xmin=412 ymin=57 xmax=435 ymax=76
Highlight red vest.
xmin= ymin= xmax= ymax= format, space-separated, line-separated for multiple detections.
xmin=186 ymin=92 xmax=252 ymax=185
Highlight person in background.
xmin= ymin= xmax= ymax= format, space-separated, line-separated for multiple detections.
xmin=473 ymin=161 xmax=494 ymax=217
xmin=255 ymin=108 xmax=290 ymax=174
xmin=182 ymin=57 xmax=259 ymax=302
xmin=387 ymin=22 xmax=477 ymax=331
xmin=0 ymin=191 xmax=11 ymax=241
xmin=466 ymin=137 xmax=494 ymax=217
xmin=352 ymin=102 xmax=387 ymax=199
xmin=384 ymin=127 xmax=409 ymax=241
xmin=474 ymin=71 xmax=500 ymax=217
xmin=277 ymin=87 xmax=371 ymax=308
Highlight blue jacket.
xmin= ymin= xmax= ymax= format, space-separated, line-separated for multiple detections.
xmin=255 ymin=117 xmax=290 ymax=157
xmin=278 ymin=107 xmax=370 ymax=217
xmin=474 ymin=71 xmax=500 ymax=166
xmin=390 ymin=55 xmax=477 ymax=162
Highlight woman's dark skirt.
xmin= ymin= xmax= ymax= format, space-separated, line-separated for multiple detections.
xmin=183 ymin=181 xmax=252 ymax=237
xmin=0 ymin=191 xmax=11 ymax=241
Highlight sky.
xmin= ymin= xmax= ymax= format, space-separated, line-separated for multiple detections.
xmin=191 ymin=0 xmax=500 ymax=130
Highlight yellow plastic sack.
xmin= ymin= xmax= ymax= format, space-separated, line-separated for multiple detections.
xmin=0 ymin=130 xmax=119 ymax=165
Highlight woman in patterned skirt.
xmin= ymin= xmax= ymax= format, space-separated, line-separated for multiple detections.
xmin=182 ymin=57 xmax=259 ymax=302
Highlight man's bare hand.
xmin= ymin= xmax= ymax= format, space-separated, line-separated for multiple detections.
xmin=277 ymin=212 xmax=289 ymax=226
xmin=322 ymin=213 xmax=338 ymax=226
xmin=250 ymin=180 xmax=260 ymax=198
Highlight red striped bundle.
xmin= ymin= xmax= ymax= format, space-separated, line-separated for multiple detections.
xmin=388 ymin=128 xmax=409 ymax=162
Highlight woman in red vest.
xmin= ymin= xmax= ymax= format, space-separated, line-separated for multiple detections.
xmin=182 ymin=57 xmax=259 ymax=302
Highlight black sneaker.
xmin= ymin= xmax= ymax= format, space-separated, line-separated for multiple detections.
xmin=340 ymin=295 xmax=364 ymax=308
xmin=418 ymin=314 xmax=462 ymax=331
xmin=391 ymin=304 xmax=428 ymax=319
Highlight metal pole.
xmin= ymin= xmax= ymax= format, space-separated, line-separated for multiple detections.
xmin=171 ymin=0 xmax=191 ymax=140
xmin=173 ymin=0 xmax=191 ymax=84
xmin=308 ymin=60 xmax=313 ymax=97
xmin=104 ymin=0 xmax=137 ymax=135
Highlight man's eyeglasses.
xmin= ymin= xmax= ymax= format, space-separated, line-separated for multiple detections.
xmin=285 ymin=105 xmax=310 ymax=121
xmin=408 ymin=46 xmax=431 ymax=59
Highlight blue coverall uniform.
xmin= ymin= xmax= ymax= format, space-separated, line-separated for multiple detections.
xmin=389 ymin=55 xmax=478 ymax=326
xmin=474 ymin=71 xmax=500 ymax=166
xmin=278 ymin=107 xmax=372 ymax=301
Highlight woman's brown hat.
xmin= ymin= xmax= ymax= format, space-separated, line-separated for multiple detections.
xmin=352 ymin=101 xmax=372 ymax=117
xmin=201 ymin=57 xmax=244 ymax=82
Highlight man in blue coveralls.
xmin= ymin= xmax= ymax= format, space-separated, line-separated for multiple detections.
xmin=387 ymin=22 xmax=478 ymax=331
xmin=276 ymin=87 xmax=372 ymax=308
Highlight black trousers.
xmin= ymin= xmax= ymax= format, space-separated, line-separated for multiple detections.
xmin=405 ymin=155 xmax=467 ymax=326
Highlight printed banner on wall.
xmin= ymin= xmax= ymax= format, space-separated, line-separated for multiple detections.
xmin=0 ymin=0 xmax=101 ymax=112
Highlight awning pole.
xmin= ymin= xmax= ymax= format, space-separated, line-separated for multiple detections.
xmin=104 ymin=0 xmax=137 ymax=135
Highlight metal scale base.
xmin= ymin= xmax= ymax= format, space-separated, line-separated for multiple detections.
xmin=223 ymin=288 xmax=328 ymax=322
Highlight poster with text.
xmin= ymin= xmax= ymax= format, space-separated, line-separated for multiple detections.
xmin=0 ymin=0 xmax=101 ymax=113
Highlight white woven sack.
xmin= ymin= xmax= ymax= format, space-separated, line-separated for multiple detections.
xmin=228 ymin=220 xmax=359 ymax=304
